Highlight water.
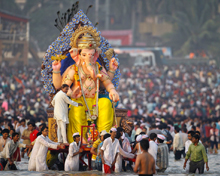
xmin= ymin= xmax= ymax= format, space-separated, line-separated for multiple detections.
xmin=1 ymin=151 xmax=220 ymax=176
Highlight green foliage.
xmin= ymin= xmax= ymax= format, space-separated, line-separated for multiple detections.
xmin=161 ymin=0 xmax=220 ymax=56
xmin=2 ymin=0 xmax=220 ymax=57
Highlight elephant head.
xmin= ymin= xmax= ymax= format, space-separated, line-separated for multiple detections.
xmin=69 ymin=48 xmax=101 ymax=79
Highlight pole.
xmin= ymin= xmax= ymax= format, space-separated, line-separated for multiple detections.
xmin=131 ymin=2 xmax=136 ymax=45
xmin=95 ymin=0 xmax=99 ymax=23
xmin=105 ymin=0 xmax=110 ymax=30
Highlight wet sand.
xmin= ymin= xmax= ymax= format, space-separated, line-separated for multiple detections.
xmin=1 ymin=151 xmax=220 ymax=176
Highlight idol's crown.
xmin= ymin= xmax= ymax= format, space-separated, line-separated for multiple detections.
xmin=70 ymin=26 xmax=100 ymax=49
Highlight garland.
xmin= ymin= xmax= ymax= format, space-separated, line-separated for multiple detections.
xmin=76 ymin=62 xmax=100 ymax=122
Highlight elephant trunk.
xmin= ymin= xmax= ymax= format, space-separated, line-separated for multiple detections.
xmin=82 ymin=64 xmax=96 ymax=79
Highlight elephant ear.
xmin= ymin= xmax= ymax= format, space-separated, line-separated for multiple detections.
xmin=93 ymin=48 xmax=102 ymax=63
xmin=69 ymin=48 xmax=80 ymax=66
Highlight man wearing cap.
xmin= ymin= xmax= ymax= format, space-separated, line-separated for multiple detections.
xmin=51 ymin=84 xmax=83 ymax=144
xmin=132 ymin=135 xmax=143 ymax=155
xmin=65 ymin=132 xmax=83 ymax=171
xmin=90 ymin=130 xmax=107 ymax=170
xmin=101 ymin=127 xmax=119 ymax=174
xmin=156 ymin=134 xmax=169 ymax=172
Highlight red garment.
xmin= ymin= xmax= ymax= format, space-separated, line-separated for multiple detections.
xmin=13 ymin=147 xmax=21 ymax=161
xmin=205 ymin=126 xmax=212 ymax=138
xmin=30 ymin=129 xmax=39 ymax=142
xmin=104 ymin=164 xmax=115 ymax=174
xmin=127 ymin=110 xmax=132 ymax=117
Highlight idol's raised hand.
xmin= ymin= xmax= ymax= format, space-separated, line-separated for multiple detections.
xmin=52 ymin=60 xmax=61 ymax=71
xmin=109 ymin=57 xmax=118 ymax=71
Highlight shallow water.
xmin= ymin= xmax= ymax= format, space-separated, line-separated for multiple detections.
xmin=1 ymin=151 xmax=220 ymax=176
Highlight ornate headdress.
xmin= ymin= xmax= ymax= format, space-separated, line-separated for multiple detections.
xmin=41 ymin=4 xmax=121 ymax=94
xmin=70 ymin=26 xmax=100 ymax=50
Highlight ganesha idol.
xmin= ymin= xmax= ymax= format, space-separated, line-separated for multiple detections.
xmin=51 ymin=26 xmax=119 ymax=143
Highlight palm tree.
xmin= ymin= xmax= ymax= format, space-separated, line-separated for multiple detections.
xmin=162 ymin=0 xmax=220 ymax=56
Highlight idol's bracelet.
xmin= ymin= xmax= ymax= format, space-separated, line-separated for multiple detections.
xmin=52 ymin=70 xmax=61 ymax=74
xmin=108 ymin=87 xmax=116 ymax=92
xmin=108 ymin=69 xmax=115 ymax=74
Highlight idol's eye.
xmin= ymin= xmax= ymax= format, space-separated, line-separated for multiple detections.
xmin=82 ymin=54 xmax=86 ymax=57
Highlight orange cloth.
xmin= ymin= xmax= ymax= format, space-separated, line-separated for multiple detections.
xmin=189 ymin=52 xmax=195 ymax=59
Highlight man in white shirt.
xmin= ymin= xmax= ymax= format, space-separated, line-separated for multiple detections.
xmin=185 ymin=131 xmax=195 ymax=154
xmin=0 ymin=132 xmax=30 ymax=170
xmin=181 ymin=128 xmax=188 ymax=157
xmin=148 ymin=133 xmax=158 ymax=163
xmin=16 ymin=119 xmax=27 ymax=136
xmin=101 ymin=127 xmax=119 ymax=174
xmin=65 ymin=132 xmax=83 ymax=171
xmin=51 ymin=84 xmax=83 ymax=144
xmin=173 ymin=126 xmax=184 ymax=160
xmin=28 ymin=126 xmax=64 ymax=171
xmin=0 ymin=129 xmax=11 ymax=152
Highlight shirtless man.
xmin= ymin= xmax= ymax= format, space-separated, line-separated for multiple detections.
xmin=134 ymin=139 xmax=155 ymax=176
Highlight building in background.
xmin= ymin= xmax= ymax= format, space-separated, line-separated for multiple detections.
xmin=0 ymin=9 xmax=29 ymax=65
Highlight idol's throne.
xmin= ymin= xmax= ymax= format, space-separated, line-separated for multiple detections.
xmin=47 ymin=108 xmax=131 ymax=142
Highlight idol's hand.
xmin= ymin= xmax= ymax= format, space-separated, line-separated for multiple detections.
xmin=109 ymin=58 xmax=118 ymax=71
xmin=52 ymin=60 xmax=61 ymax=71
xmin=109 ymin=89 xmax=119 ymax=102
xmin=68 ymin=86 xmax=82 ymax=99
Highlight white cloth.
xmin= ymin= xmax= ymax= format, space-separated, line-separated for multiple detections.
xmin=181 ymin=133 xmax=188 ymax=146
xmin=16 ymin=125 xmax=27 ymax=143
xmin=0 ymin=140 xmax=26 ymax=159
xmin=0 ymin=137 xmax=11 ymax=152
xmin=16 ymin=125 xmax=27 ymax=135
xmin=101 ymin=137 xmax=119 ymax=169
xmin=135 ymin=128 xmax=142 ymax=135
xmin=148 ymin=140 xmax=158 ymax=162
xmin=65 ymin=141 xmax=81 ymax=171
xmin=51 ymin=90 xmax=78 ymax=124
xmin=137 ymin=143 xmax=142 ymax=155
xmin=185 ymin=140 xmax=192 ymax=154
xmin=173 ymin=133 xmax=184 ymax=151
xmin=57 ymin=120 xmax=68 ymax=143
xmin=115 ymin=144 xmax=134 ymax=173
xmin=28 ymin=135 xmax=59 ymax=171
xmin=122 ymin=137 xmax=131 ymax=153
xmin=210 ymin=128 xmax=219 ymax=142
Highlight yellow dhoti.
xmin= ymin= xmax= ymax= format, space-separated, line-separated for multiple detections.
xmin=67 ymin=97 xmax=114 ymax=143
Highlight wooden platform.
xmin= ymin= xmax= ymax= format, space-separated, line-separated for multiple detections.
xmin=47 ymin=108 xmax=128 ymax=142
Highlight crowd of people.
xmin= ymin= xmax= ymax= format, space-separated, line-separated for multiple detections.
xmin=0 ymin=61 xmax=49 ymax=125
xmin=0 ymin=61 xmax=219 ymax=174
xmin=118 ymin=63 xmax=220 ymax=148
xmin=118 ymin=63 xmax=220 ymax=119
xmin=0 ymin=114 xmax=214 ymax=174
